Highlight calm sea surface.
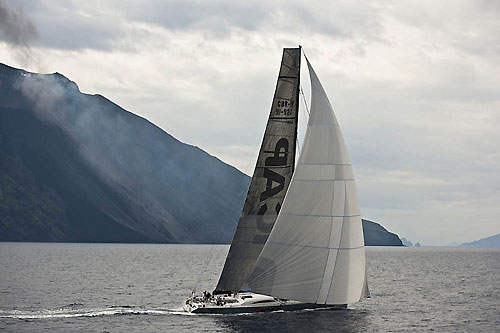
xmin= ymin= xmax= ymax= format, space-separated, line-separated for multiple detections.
xmin=0 ymin=243 xmax=498 ymax=332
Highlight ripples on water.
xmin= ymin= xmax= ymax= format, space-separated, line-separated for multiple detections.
xmin=0 ymin=243 xmax=498 ymax=332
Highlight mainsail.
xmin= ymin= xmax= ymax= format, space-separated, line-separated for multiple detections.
xmin=216 ymin=48 xmax=301 ymax=292
xmin=245 ymin=57 xmax=366 ymax=305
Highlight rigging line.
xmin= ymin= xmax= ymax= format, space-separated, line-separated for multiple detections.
xmin=190 ymin=122 xmax=266 ymax=293
xmin=300 ymin=85 xmax=311 ymax=117
xmin=191 ymin=175 xmax=248 ymax=292
xmin=296 ymin=84 xmax=310 ymax=158
xmin=190 ymin=189 xmax=245 ymax=293
xmin=191 ymin=243 xmax=219 ymax=292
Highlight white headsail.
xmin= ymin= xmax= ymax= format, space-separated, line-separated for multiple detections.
xmin=245 ymin=57 xmax=366 ymax=305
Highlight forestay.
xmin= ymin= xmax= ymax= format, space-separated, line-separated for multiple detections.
xmin=245 ymin=57 xmax=366 ymax=305
xmin=216 ymin=48 xmax=301 ymax=292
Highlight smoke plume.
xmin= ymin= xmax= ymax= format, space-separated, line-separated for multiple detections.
xmin=0 ymin=0 xmax=39 ymax=67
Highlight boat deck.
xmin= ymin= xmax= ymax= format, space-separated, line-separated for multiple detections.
xmin=183 ymin=292 xmax=346 ymax=314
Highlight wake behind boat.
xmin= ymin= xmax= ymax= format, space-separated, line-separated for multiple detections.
xmin=183 ymin=47 xmax=369 ymax=314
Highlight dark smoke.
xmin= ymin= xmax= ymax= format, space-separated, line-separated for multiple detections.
xmin=0 ymin=0 xmax=39 ymax=67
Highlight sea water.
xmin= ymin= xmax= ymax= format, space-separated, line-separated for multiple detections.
xmin=0 ymin=243 xmax=498 ymax=332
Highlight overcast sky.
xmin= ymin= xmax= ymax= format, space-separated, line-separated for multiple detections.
xmin=1 ymin=0 xmax=499 ymax=245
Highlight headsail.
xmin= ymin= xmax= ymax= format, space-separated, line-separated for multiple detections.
xmin=215 ymin=48 xmax=301 ymax=292
xmin=245 ymin=57 xmax=366 ymax=305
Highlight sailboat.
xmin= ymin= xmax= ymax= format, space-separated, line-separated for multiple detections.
xmin=184 ymin=47 xmax=369 ymax=314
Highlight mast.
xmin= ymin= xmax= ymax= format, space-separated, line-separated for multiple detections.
xmin=292 ymin=45 xmax=301 ymax=173
xmin=215 ymin=48 xmax=301 ymax=292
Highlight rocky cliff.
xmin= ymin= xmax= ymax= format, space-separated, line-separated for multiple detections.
xmin=362 ymin=219 xmax=403 ymax=246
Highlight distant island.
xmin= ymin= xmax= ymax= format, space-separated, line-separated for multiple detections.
xmin=460 ymin=234 xmax=500 ymax=247
xmin=1 ymin=63 xmax=403 ymax=246
xmin=401 ymin=238 xmax=421 ymax=247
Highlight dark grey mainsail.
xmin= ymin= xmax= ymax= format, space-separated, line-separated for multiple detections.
xmin=215 ymin=47 xmax=301 ymax=292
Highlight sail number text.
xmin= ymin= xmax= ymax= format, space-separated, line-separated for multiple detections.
xmin=275 ymin=100 xmax=294 ymax=116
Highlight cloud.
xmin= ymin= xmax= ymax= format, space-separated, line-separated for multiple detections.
xmin=3 ymin=0 xmax=387 ymax=53
xmin=121 ymin=0 xmax=269 ymax=36
xmin=120 ymin=0 xmax=385 ymax=42
xmin=389 ymin=0 xmax=500 ymax=57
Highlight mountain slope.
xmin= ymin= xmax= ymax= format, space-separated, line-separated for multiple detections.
xmin=0 ymin=63 xmax=404 ymax=245
xmin=0 ymin=63 xmax=249 ymax=243
xmin=461 ymin=234 xmax=500 ymax=247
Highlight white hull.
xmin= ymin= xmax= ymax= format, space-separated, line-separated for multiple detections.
xmin=183 ymin=292 xmax=346 ymax=314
